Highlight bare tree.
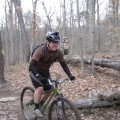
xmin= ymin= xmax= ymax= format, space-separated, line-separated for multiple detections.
xmin=12 ymin=0 xmax=30 ymax=61
xmin=31 ymin=0 xmax=38 ymax=52
xmin=109 ymin=0 xmax=119 ymax=51
xmin=84 ymin=0 xmax=89 ymax=52
xmin=41 ymin=1 xmax=54 ymax=31
xmin=96 ymin=0 xmax=101 ymax=51
xmin=88 ymin=0 xmax=96 ymax=74
xmin=69 ymin=0 xmax=74 ymax=28
xmin=76 ymin=0 xmax=85 ymax=77
xmin=7 ymin=0 xmax=14 ymax=65
xmin=0 ymin=31 xmax=6 ymax=84
xmin=62 ymin=0 xmax=67 ymax=37
xmin=69 ymin=0 xmax=74 ymax=56
xmin=4 ymin=0 xmax=9 ymax=65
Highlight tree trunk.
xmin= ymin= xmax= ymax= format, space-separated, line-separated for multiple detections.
xmin=65 ymin=57 xmax=120 ymax=71
xmin=4 ymin=0 xmax=10 ymax=65
xmin=62 ymin=0 xmax=66 ymax=37
xmin=8 ymin=0 xmax=14 ymax=65
xmin=88 ymin=0 xmax=96 ymax=74
xmin=0 ymin=31 xmax=6 ymax=84
xmin=12 ymin=0 xmax=30 ymax=62
xmin=41 ymin=1 xmax=53 ymax=31
xmin=76 ymin=0 xmax=84 ymax=77
xmin=73 ymin=92 xmax=120 ymax=109
xmin=96 ymin=0 xmax=101 ymax=51
xmin=73 ymin=98 xmax=120 ymax=109
xmin=31 ymin=0 xmax=38 ymax=52
xmin=85 ymin=0 xmax=89 ymax=52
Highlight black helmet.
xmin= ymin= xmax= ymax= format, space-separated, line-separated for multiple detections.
xmin=46 ymin=31 xmax=60 ymax=42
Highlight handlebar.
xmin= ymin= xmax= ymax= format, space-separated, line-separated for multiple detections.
xmin=30 ymin=71 xmax=72 ymax=88
xmin=50 ymin=71 xmax=72 ymax=81
xmin=48 ymin=78 xmax=72 ymax=88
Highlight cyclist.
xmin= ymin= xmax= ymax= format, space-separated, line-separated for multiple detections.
xmin=29 ymin=31 xmax=75 ymax=117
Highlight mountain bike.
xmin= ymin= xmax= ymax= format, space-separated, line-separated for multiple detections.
xmin=20 ymin=72 xmax=81 ymax=120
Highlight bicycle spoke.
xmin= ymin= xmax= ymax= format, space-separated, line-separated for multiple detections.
xmin=24 ymin=91 xmax=34 ymax=118
xmin=20 ymin=87 xmax=36 ymax=120
xmin=48 ymin=97 xmax=81 ymax=120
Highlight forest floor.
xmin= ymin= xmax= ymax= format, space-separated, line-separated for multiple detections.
xmin=0 ymin=53 xmax=120 ymax=120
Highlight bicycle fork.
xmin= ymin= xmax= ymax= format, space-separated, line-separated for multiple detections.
xmin=54 ymin=97 xmax=67 ymax=120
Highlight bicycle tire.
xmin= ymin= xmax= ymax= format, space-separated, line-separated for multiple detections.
xmin=20 ymin=86 xmax=36 ymax=120
xmin=48 ymin=97 xmax=81 ymax=120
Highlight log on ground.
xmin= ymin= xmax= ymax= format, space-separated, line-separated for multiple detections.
xmin=73 ymin=98 xmax=120 ymax=109
xmin=65 ymin=57 xmax=120 ymax=71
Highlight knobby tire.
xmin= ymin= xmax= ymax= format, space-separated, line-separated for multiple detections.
xmin=48 ymin=97 xmax=81 ymax=120
xmin=20 ymin=86 xmax=36 ymax=120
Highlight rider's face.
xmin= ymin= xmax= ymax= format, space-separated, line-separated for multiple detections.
xmin=48 ymin=41 xmax=59 ymax=51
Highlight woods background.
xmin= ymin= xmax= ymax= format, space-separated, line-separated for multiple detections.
xmin=0 ymin=0 xmax=120 ymax=66
xmin=0 ymin=1 xmax=120 ymax=119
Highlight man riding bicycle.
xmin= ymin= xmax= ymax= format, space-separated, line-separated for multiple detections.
xmin=29 ymin=31 xmax=75 ymax=117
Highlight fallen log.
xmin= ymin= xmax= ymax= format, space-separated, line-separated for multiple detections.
xmin=72 ymin=93 xmax=120 ymax=109
xmin=65 ymin=57 xmax=120 ymax=71
xmin=73 ymin=98 xmax=120 ymax=109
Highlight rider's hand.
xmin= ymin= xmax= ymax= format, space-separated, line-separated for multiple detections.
xmin=69 ymin=75 xmax=75 ymax=81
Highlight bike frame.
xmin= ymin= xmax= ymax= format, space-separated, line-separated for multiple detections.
xmin=40 ymin=87 xmax=59 ymax=113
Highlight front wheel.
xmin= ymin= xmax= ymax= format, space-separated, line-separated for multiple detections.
xmin=20 ymin=86 xmax=36 ymax=120
xmin=48 ymin=97 xmax=81 ymax=120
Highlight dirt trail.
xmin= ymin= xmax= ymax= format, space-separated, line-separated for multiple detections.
xmin=0 ymin=89 xmax=23 ymax=120
xmin=0 ymin=63 xmax=120 ymax=120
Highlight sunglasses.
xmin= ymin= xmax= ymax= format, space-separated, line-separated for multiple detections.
xmin=51 ymin=41 xmax=59 ymax=44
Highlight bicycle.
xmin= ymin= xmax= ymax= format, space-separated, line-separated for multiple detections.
xmin=20 ymin=72 xmax=81 ymax=120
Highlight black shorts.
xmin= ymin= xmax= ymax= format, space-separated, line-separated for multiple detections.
xmin=30 ymin=71 xmax=53 ymax=91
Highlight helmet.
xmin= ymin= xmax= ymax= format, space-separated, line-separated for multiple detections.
xmin=46 ymin=31 xmax=60 ymax=42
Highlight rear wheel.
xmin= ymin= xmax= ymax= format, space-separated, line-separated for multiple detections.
xmin=48 ymin=97 xmax=81 ymax=120
xmin=20 ymin=86 xmax=36 ymax=120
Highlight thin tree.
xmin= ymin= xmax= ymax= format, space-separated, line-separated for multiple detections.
xmin=0 ymin=31 xmax=6 ymax=84
xmin=76 ymin=0 xmax=85 ymax=77
xmin=31 ymin=0 xmax=38 ymax=52
xmin=12 ymin=0 xmax=30 ymax=62
xmin=110 ymin=0 xmax=119 ymax=51
xmin=41 ymin=1 xmax=54 ymax=31
xmin=62 ymin=0 xmax=67 ymax=37
xmin=88 ymin=0 xmax=96 ymax=74
xmin=7 ymin=0 xmax=14 ymax=65
xmin=96 ymin=0 xmax=101 ymax=51
xmin=69 ymin=0 xmax=74 ymax=56
xmin=4 ymin=0 xmax=9 ymax=65
xmin=85 ymin=0 xmax=89 ymax=52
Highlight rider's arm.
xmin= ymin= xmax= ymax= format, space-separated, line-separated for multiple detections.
xmin=60 ymin=61 xmax=72 ymax=76
xmin=29 ymin=59 xmax=39 ymax=75
xmin=57 ymin=50 xmax=72 ymax=76
xmin=60 ymin=61 xmax=75 ymax=80
xmin=29 ymin=47 xmax=42 ymax=76
xmin=58 ymin=50 xmax=75 ymax=80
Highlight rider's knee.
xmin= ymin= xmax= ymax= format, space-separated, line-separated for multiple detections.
xmin=35 ymin=86 xmax=43 ymax=93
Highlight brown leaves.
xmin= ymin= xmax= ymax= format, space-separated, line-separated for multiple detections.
xmin=3 ymin=62 xmax=120 ymax=101
xmin=1 ymin=60 xmax=120 ymax=120
xmin=4 ymin=64 xmax=31 ymax=92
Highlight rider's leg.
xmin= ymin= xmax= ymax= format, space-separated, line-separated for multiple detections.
xmin=34 ymin=86 xmax=43 ymax=109
xmin=40 ymin=92 xmax=51 ymax=106
xmin=34 ymin=86 xmax=44 ymax=117
xmin=40 ymin=83 xmax=53 ymax=106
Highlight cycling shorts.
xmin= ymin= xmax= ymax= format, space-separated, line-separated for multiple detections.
xmin=30 ymin=71 xmax=53 ymax=91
